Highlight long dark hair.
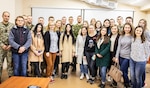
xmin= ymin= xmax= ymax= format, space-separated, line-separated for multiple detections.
xmin=80 ymin=27 xmax=88 ymax=36
xmin=133 ymin=26 xmax=145 ymax=43
xmin=96 ymin=26 xmax=110 ymax=44
xmin=122 ymin=23 xmax=134 ymax=36
xmin=33 ymin=23 xmax=44 ymax=37
xmin=62 ymin=24 xmax=75 ymax=44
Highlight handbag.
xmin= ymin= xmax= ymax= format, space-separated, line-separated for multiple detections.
xmin=117 ymin=82 xmax=124 ymax=88
xmin=108 ymin=62 xmax=123 ymax=82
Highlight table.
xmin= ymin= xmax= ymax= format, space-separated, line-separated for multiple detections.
xmin=0 ymin=76 xmax=50 ymax=88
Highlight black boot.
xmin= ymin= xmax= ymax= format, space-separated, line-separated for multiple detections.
xmin=124 ymin=83 xmax=131 ymax=88
xmin=61 ymin=74 xmax=65 ymax=79
xmin=64 ymin=74 xmax=68 ymax=79
xmin=100 ymin=83 xmax=105 ymax=88
xmin=72 ymin=56 xmax=77 ymax=72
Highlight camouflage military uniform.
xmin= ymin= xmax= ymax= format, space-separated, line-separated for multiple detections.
xmin=0 ymin=22 xmax=14 ymax=80
xmin=26 ymin=24 xmax=34 ymax=30
xmin=72 ymin=24 xmax=82 ymax=39
xmin=71 ymin=24 xmax=83 ymax=72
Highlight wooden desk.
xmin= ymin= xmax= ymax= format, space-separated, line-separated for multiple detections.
xmin=0 ymin=76 xmax=49 ymax=88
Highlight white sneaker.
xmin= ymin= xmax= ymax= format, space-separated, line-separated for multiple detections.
xmin=80 ymin=73 xmax=84 ymax=80
xmin=85 ymin=74 xmax=89 ymax=80
xmin=50 ymin=76 xmax=54 ymax=80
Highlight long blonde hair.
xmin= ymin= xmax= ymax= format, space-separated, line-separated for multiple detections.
xmin=55 ymin=20 xmax=63 ymax=32
xmin=138 ymin=19 xmax=147 ymax=30
xmin=46 ymin=22 xmax=56 ymax=31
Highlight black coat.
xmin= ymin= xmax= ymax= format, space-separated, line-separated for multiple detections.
xmin=44 ymin=31 xmax=60 ymax=52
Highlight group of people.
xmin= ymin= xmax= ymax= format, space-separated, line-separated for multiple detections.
xmin=0 ymin=11 xmax=150 ymax=88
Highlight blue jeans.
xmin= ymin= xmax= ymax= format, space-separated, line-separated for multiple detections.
xmin=12 ymin=52 xmax=28 ymax=76
xmin=119 ymin=57 xmax=130 ymax=84
xmin=99 ymin=66 xmax=107 ymax=83
xmin=80 ymin=64 xmax=88 ymax=74
xmin=142 ymin=70 xmax=146 ymax=87
xmin=130 ymin=59 xmax=146 ymax=88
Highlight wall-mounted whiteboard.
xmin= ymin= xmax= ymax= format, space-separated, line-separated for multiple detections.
xmin=84 ymin=9 xmax=134 ymax=24
xmin=32 ymin=7 xmax=82 ymax=26
xmin=32 ymin=7 xmax=134 ymax=26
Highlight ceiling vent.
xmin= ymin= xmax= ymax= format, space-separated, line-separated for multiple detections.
xmin=81 ymin=0 xmax=118 ymax=9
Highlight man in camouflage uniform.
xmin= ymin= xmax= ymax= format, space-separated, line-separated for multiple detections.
xmin=72 ymin=15 xmax=83 ymax=72
xmin=0 ymin=11 xmax=14 ymax=83
xmin=26 ymin=15 xmax=34 ymax=30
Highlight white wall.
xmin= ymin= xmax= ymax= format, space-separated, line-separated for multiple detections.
xmin=0 ymin=0 xmax=15 ymax=23
xmin=21 ymin=0 xmax=148 ymax=28
xmin=146 ymin=11 xmax=150 ymax=30
xmin=117 ymin=3 xmax=147 ymax=28
xmin=0 ymin=0 xmax=149 ymax=28
xmin=0 ymin=0 xmax=23 ymax=23
xmin=15 ymin=0 xmax=23 ymax=17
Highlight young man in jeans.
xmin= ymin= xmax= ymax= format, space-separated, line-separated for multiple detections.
xmin=9 ymin=16 xmax=32 ymax=76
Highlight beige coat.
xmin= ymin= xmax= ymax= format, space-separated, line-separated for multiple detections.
xmin=28 ymin=32 xmax=44 ymax=62
xmin=59 ymin=33 xmax=75 ymax=63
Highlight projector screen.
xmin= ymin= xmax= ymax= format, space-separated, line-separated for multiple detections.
xmin=31 ymin=7 xmax=134 ymax=26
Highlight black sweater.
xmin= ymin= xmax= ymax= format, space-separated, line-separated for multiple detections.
xmin=84 ymin=34 xmax=97 ymax=55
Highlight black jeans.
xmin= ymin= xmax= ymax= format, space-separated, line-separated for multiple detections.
xmin=61 ymin=62 xmax=70 ymax=73
xmin=54 ymin=56 xmax=60 ymax=74
xmin=40 ymin=55 xmax=47 ymax=74
xmin=85 ymin=51 xmax=97 ymax=77
xmin=31 ymin=62 xmax=41 ymax=77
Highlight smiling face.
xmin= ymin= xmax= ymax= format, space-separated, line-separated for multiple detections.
xmin=135 ymin=27 xmax=143 ymax=37
xmin=100 ymin=27 xmax=107 ymax=36
xmin=96 ymin=21 xmax=101 ymax=28
xmin=117 ymin=16 xmax=123 ymax=25
xmin=126 ymin=18 xmax=133 ymax=25
xmin=124 ymin=24 xmax=131 ymax=34
xmin=77 ymin=16 xmax=82 ymax=24
xmin=38 ymin=17 xmax=44 ymax=25
xmin=111 ymin=26 xmax=118 ymax=35
xmin=104 ymin=20 xmax=110 ymax=27
xmin=66 ymin=24 xmax=71 ymax=32
xmin=62 ymin=17 xmax=67 ymax=25
xmin=49 ymin=22 xmax=55 ymax=30
xmin=110 ymin=19 xmax=115 ymax=27
xmin=68 ymin=17 xmax=74 ymax=24
xmin=83 ymin=21 xmax=88 ymax=28
xmin=81 ymin=27 xmax=87 ymax=35
xmin=90 ymin=18 xmax=96 ymax=25
xmin=16 ymin=16 xmax=25 ymax=27
xmin=138 ymin=20 xmax=145 ymax=28
xmin=138 ymin=19 xmax=147 ymax=30
xmin=27 ymin=15 xmax=32 ymax=24
xmin=56 ymin=20 xmax=62 ymax=28
xmin=2 ymin=12 xmax=10 ymax=23
xmin=88 ymin=25 xmax=95 ymax=34
xmin=37 ymin=25 xmax=42 ymax=32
